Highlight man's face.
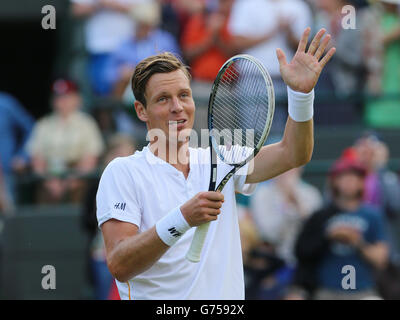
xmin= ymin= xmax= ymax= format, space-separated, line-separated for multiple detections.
xmin=135 ymin=69 xmax=195 ymax=146
xmin=53 ymin=93 xmax=81 ymax=117
xmin=332 ymin=171 xmax=364 ymax=201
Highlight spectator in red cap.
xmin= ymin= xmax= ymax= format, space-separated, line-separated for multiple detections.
xmin=287 ymin=157 xmax=389 ymax=300
xmin=27 ymin=78 xmax=105 ymax=203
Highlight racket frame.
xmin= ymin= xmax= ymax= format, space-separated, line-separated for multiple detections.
xmin=186 ymin=54 xmax=275 ymax=262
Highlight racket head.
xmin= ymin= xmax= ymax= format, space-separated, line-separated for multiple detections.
xmin=208 ymin=54 xmax=275 ymax=168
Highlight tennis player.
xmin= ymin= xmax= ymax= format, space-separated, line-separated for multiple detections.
xmin=96 ymin=27 xmax=335 ymax=300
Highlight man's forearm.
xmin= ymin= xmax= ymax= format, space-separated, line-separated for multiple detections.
xmin=282 ymin=117 xmax=314 ymax=168
xmin=107 ymin=226 xmax=169 ymax=282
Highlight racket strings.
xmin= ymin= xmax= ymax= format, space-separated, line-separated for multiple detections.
xmin=211 ymin=59 xmax=271 ymax=165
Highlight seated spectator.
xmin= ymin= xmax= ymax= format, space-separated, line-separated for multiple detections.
xmin=180 ymin=0 xmax=236 ymax=82
xmin=247 ymin=167 xmax=322 ymax=299
xmin=71 ymin=0 xmax=142 ymax=96
xmin=353 ymin=132 xmax=400 ymax=218
xmin=27 ymin=79 xmax=105 ymax=203
xmin=364 ymin=0 xmax=400 ymax=128
xmin=352 ymin=132 xmax=400 ymax=261
xmin=105 ymin=1 xmax=181 ymax=98
xmin=250 ymin=167 xmax=323 ymax=267
xmin=289 ymin=158 xmax=389 ymax=300
xmin=0 ymin=92 xmax=34 ymax=209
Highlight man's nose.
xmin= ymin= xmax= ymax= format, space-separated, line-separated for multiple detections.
xmin=170 ymin=96 xmax=184 ymax=113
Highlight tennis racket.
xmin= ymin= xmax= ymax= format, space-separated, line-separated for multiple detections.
xmin=186 ymin=54 xmax=275 ymax=263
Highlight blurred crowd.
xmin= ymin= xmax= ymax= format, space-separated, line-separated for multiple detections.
xmin=0 ymin=0 xmax=399 ymax=300
xmin=239 ymin=131 xmax=400 ymax=300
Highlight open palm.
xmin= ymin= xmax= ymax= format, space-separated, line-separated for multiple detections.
xmin=277 ymin=28 xmax=336 ymax=93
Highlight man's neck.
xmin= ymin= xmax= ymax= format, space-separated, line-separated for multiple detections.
xmin=149 ymin=141 xmax=190 ymax=178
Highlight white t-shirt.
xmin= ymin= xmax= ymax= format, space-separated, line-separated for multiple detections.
xmin=71 ymin=0 xmax=146 ymax=54
xmin=229 ymin=0 xmax=312 ymax=77
xmin=96 ymin=146 xmax=257 ymax=300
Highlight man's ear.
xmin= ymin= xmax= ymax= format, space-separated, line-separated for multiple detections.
xmin=134 ymin=100 xmax=148 ymax=122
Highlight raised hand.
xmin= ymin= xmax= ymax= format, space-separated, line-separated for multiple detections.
xmin=276 ymin=27 xmax=336 ymax=93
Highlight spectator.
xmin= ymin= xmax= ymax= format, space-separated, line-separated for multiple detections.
xmin=159 ymin=0 xmax=183 ymax=41
xmin=181 ymin=0 xmax=236 ymax=82
xmin=71 ymin=0 xmax=147 ymax=96
xmin=82 ymin=134 xmax=136 ymax=300
xmin=311 ymin=0 xmax=373 ymax=124
xmin=353 ymin=132 xmax=400 ymax=218
xmin=364 ymin=0 xmax=400 ymax=128
xmin=104 ymin=1 xmax=181 ymax=98
xmin=0 ymin=92 xmax=34 ymax=208
xmin=246 ymin=167 xmax=322 ymax=299
xmin=352 ymin=132 xmax=400 ymax=260
xmin=27 ymin=79 xmax=105 ymax=203
xmin=229 ymin=0 xmax=312 ymax=79
xmin=313 ymin=0 xmax=367 ymax=95
xmin=289 ymin=158 xmax=389 ymax=300
xmin=250 ymin=167 xmax=323 ymax=267
xmin=228 ymin=0 xmax=313 ymax=133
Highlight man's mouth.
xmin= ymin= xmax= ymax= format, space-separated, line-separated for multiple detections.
xmin=169 ymin=120 xmax=186 ymax=124
xmin=168 ymin=119 xmax=187 ymax=127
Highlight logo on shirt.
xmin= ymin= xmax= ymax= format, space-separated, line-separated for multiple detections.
xmin=168 ymin=227 xmax=182 ymax=238
xmin=114 ymin=203 xmax=126 ymax=211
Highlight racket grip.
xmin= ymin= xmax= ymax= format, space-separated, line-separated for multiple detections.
xmin=186 ymin=222 xmax=211 ymax=263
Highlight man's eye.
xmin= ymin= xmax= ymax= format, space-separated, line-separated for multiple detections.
xmin=180 ymin=93 xmax=189 ymax=98
xmin=158 ymin=97 xmax=167 ymax=102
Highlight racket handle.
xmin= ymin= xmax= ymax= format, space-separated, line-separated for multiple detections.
xmin=186 ymin=222 xmax=211 ymax=263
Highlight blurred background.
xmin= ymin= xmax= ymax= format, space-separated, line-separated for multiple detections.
xmin=0 ymin=0 xmax=399 ymax=299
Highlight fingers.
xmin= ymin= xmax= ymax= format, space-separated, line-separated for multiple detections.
xmin=202 ymin=191 xmax=224 ymax=202
xmin=307 ymin=28 xmax=326 ymax=55
xmin=297 ymin=27 xmax=311 ymax=53
xmin=319 ymin=47 xmax=336 ymax=68
xmin=276 ymin=48 xmax=288 ymax=68
xmin=314 ymin=34 xmax=331 ymax=60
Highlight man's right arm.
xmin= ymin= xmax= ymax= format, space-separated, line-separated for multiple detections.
xmin=101 ymin=191 xmax=224 ymax=282
xmin=102 ymin=220 xmax=169 ymax=282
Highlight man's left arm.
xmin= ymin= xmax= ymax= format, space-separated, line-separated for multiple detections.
xmin=247 ymin=28 xmax=335 ymax=184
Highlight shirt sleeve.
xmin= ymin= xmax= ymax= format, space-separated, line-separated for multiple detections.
xmin=96 ymin=158 xmax=142 ymax=228
xmin=233 ymin=162 xmax=257 ymax=195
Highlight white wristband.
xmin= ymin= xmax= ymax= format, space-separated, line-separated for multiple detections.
xmin=287 ymin=86 xmax=314 ymax=122
xmin=156 ymin=207 xmax=191 ymax=246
